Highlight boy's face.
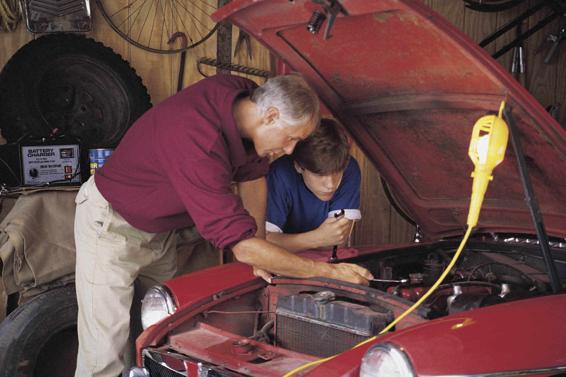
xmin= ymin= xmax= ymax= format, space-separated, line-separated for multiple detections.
xmin=296 ymin=165 xmax=344 ymax=202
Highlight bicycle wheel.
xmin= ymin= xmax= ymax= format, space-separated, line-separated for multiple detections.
xmin=95 ymin=0 xmax=219 ymax=54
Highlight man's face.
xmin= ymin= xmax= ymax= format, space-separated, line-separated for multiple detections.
xmin=297 ymin=166 xmax=344 ymax=202
xmin=253 ymin=117 xmax=317 ymax=160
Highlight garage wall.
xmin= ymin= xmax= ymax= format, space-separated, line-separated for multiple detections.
xmin=424 ymin=0 xmax=566 ymax=126
xmin=0 ymin=3 xmax=416 ymax=248
xmin=1 ymin=1 xmax=564 ymax=247
xmin=0 ymin=3 xmax=271 ymax=105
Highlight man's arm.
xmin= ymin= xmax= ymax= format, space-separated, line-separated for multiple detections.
xmin=238 ymin=177 xmax=267 ymax=239
xmin=232 ymin=236 xmax=373 ymax=285
xmin=266 ymin=216 xmax=353 ymax=252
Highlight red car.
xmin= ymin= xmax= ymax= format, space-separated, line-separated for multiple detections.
xmin=127 ymin=1 xmax=566 ymax=376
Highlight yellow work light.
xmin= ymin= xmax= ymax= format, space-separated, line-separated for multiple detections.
xmin=467 ymin=101 xmax=509 ymax=227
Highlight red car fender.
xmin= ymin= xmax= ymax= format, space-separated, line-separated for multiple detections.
xmin=306 ymin=293 xmax=566 ymax=376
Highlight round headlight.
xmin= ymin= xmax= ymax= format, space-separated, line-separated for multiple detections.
xmin=141 ymin=285 xmax=177 ymax=330
xmin=360 ymin=343 xmax=415 ymax=377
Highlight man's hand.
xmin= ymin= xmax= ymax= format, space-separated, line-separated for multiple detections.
xmin=233 ymin=238 xmax=374 ymax=286
xmin=328 ymin=263 xmax=373 ymax=286
xmin=253 ymin=267 xmax=273 ymax=283
xmin=315 ymin=216 xmax=352 ymax=248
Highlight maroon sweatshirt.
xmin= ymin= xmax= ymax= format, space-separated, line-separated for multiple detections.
xmin=95 ymin=75 xmax=269 ymax=249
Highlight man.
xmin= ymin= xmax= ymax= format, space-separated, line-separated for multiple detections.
xmin=74 ymin=74 xmax=372 ymax=377
xmin=266 ymin=119 xmax=361 ymax=252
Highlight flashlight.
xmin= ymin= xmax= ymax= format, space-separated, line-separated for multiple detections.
xmin=467 ymin=101 xmax=509 ymax=228
xmin=329 ymin=209 xmax=345 ymax=263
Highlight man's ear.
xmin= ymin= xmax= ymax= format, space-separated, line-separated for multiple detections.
xmin=263 ymin=107 xmax=280 ymax=126
xmin=294 ymin=161 xmax=303 ymax=174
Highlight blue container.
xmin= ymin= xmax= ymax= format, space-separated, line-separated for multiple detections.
xmin=89 ymin=148 xmax=113 ymax=175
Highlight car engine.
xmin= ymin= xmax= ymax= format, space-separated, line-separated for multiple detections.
xmin=265 ymin=239 xmax=558 ymax=357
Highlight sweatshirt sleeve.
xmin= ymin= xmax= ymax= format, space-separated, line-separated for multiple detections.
xmin=156 ymin=126 xmax=258 ymax=250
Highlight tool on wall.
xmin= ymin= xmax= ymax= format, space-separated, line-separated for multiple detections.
xmin=168 ymin=32 xmax=189 ymax=93
xmin=476 ymin=0 xmax=565 ymax=59
xmin=234 ymin=29 xmax=253 ymax=59
xmin=216 ymin=0 xmax=233 ymax=75
xmin=95 ymin=0 xmax=218 ymax=54
xmin=464 ymin=0 xmax=527 ymax=13
xmin=0 ymin=0 xmax=21 ymax=31
xmin=546 ymin=103 xmax=561 ymax=120
xmin=511 ymin=21 xmax=527 ymax=88
xmin=197 ymin=57 xmax=272 ymax=80
xmin=539 ymin=15 xmax=566 ymax=64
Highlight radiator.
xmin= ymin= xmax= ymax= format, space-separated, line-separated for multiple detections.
xmin=275 ymin=291 xmax=393 ymax=358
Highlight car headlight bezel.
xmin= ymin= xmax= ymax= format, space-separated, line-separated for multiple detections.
xmin=360 ymin=342 xmax=415 ymax=377
xmin=141 ymin=285 xmax=177 ymax=330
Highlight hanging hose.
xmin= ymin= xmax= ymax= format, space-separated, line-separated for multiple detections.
xmin=0 ymin=0 xmax=21 ymax=32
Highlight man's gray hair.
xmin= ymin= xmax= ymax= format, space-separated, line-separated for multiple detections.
xmin=251 ymin=74 xmax=320 ymax=126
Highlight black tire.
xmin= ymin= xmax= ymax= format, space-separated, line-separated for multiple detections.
xmin=0 ymin=286 xmax=78 ymax=377
xmin=0 ymin=33 xmax=151 ymax=148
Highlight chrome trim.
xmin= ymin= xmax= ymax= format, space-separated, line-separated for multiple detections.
xmin=125 ymin=367 xmax=149 ymax=377
xmin=141 ymin=348 xmax=242 ymax=377
xmin=362 ymin=343 xmax=416 ymax=377
xmin=153 ymin=285 xmax=177 ymax=314
xmin=196 ymin=362 xmax=241 ymax=377
xmin=142 ymin=349 xmax=187 ymax=377
xmin=421 ymin=365 xmax=566 ymax=377
xmin=502 ymin=236 xmax=566 ymax=249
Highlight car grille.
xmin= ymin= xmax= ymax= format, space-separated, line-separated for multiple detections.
xmin=143 ymin=353 xmax=185 ymax=377
xmin=142 ymin=349 xmax=241 ymax=377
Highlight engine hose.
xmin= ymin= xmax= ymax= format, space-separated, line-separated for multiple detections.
xmin=282 ymin=226 xmax=474 ymax=377
xmin=0 ymin=0 xmax=21 ymax=32
xmin=361 ymin=226 xmax=473 ymax=339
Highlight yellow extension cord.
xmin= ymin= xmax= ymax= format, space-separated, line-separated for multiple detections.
xmin=283 ymin=226 xmax=474 ymax=377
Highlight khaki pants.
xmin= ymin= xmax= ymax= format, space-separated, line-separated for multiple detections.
xmin=74 ymin=176 xmax=179 ymax=377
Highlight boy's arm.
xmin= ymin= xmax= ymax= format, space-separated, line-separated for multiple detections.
xmin=267 ymin=216 xmax=352 ymax=252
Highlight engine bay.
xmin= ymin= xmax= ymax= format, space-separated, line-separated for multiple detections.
xmin=362 ymin=240 xmax=553 ymax=319
xmin=149 ymin=239 xmax=565 ymax=374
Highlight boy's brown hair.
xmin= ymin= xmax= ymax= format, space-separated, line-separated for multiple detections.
xmin=292 ymin=118 xmax=350 ymax=175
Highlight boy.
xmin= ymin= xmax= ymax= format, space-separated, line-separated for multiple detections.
xmin=266 ymin=119 xmax=361 ymax=252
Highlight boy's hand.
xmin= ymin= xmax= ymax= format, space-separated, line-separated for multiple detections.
xmin=315 ymin=216 xmax=352 ymax=248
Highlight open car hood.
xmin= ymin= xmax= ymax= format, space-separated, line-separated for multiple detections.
xmin=214 ymin=0 xmax=566 ymax=240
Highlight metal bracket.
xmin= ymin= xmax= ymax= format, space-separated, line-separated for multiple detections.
xmin=308 ymin=0 xmax=349 ymax=40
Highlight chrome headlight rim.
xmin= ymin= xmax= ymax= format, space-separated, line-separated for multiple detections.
xmin=360 ymin=342 xmax=416 ymax=377
xmin=152 ymin=285 xmax=177 ymax=314
xmin=141 ymin=285 xmax=177 ymax=330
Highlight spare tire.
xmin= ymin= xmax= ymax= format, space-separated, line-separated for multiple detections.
xmin=0 ymin=33 xmax=151 ymax=148
xmin=0 ymin=286 xmax=78 ymax=377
